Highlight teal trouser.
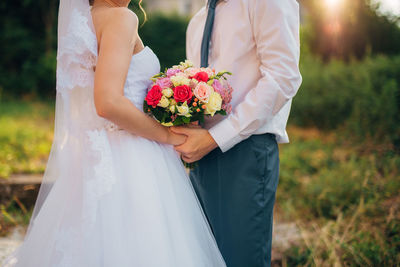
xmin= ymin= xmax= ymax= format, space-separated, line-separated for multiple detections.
xmin=190 ymin=134 xmax=279 ymax=267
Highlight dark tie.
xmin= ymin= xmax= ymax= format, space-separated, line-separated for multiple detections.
xmin=200 ymin=0 xmax=218 ymax=67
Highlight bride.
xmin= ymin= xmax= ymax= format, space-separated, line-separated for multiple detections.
xmin=3 ymin=0 xmax=226 ymax=266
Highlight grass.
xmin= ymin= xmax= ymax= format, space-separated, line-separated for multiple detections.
xmin=277 ymin=127 xmax=400 ymax=266
xmin=0 ymin=101 xmax=399 ymax=265
xmin=0 ymin=101 xmax=54 ymax=178
xmin=0 ymin=200 xmax=32 ymax=237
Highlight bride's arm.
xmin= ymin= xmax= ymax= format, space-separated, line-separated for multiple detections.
xmin=93 ymin=8 xmax=185 ymax=145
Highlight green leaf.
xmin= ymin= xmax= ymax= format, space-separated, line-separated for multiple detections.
xmin=217 ymin=110 xmax=227 ymax=116
xmin=182 ymin=116 xmax=191 ymax=124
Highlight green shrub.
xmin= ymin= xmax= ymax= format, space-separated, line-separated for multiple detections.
xmin=139 ymin=13 xmax=189 ymax=70
xmin=0 ymin=7 xmax=188 ymax=99
xmin=292 ymin=54 xmax=400 ymax=146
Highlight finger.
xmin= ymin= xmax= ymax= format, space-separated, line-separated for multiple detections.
xmin=187 ymin=124 xmax=201 ymax=129
xmin=174 ymin=145 xmax=188 ymax=156
xmin=177 ymin=150 xmax=192 ymax=159
xmin=182 ymin=156 xmax=194 ymax=163
xmin=174 ymin=143 xmax=183 ymax=151
xmin=170 ymin=126 xmax=191 ymax=135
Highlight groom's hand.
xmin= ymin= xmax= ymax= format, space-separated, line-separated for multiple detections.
xmin=170 ymin=126 xmax=218 ymax=163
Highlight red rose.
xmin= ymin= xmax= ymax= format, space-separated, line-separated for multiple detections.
xmin=193 ymin=71 xmax=209 ymax=82
xmin=145 ymin=85 xmax=163 ymax=107
xmin=174 ymin=85 xmax=193 ymax=103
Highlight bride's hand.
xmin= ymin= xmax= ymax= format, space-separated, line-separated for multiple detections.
xmin=166 ymin=128 xmax=187 ymax=146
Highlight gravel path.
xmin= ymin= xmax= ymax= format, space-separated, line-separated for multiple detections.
xmin=272 ymin=222 xmax=301 ymax=262
xmin=0 ymin=219 xmax=300 ymax=265
xmin=0 ymin=227 xmax=24 ymax=265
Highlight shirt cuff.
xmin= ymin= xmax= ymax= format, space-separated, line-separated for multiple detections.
xmin=208 ymin=118 xmax=244 ymax=153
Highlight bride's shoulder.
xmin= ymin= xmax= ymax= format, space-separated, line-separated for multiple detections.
xmin=102 ymin=7 xmax=139 ymax=32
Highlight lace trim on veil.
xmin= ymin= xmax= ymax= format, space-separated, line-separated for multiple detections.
xmin=53 ymin=9 xmax=116 ymax=266
xmin=56 ymin=8 xmax=98 ymax=94
xmin=3 ymin=5 xmax=118 ymax=267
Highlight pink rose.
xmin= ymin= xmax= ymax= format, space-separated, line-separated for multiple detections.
xmin=166 ymin=68 xmax=182 ymax=77
xmin=156 ymin=77 xmax=172 ymax=89
xmin=194 ymin=82 xmax=213 ymax=103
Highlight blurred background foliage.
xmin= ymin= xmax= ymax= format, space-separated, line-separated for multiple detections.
xmin=301 ymin=0 xmax=400 ymax=60
xmin=0 ymin=0 xmax=399 ymax=265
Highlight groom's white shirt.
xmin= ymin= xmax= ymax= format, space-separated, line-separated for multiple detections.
xmin=186 ymin=0 xmax=302 ymax=152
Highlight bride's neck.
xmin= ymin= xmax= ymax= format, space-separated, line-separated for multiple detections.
xmin=93 ymin=0 xmax=130 ymax=7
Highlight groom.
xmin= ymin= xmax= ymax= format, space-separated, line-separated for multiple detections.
xmin=172 ymin=0 xmax=301 ymax=266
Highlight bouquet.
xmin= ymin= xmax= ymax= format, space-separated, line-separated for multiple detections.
xmin=143 ymin=60 xmax=233 ymax=126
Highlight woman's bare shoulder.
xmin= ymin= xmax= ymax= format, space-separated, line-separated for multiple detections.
xmin=107 ymin=7 xmax=138 ymax=32
xmin=94 ymin=7 xmax=138 ymax=37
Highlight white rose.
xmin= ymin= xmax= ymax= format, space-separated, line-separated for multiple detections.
xmin=204 ymin=92 xmax=222 ymax=116
xmin=162 ymin=88 xmax=174 ymax=98
xmin=170 ymin=75 xmax=191 ymax=87
xmin=170 ymin=76 xmax=181 ymax=87
xmin=157 ymin=96 xmax=170 ymax=108
xmin=177 ymin=102 xmax=191 ymax=117
xmin=182 ymin=78 xmax=191 ymax=86
xmin=170 ymin=105 xmax=176 ymax=114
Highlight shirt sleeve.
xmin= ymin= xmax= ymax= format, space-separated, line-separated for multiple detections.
xmin=186 ymin=20 xmax=194 ymax=63
xmin=186 ymin=14 xmax=200 ymax=65
xmin=208 ymin=0 xmax=302 ymax=152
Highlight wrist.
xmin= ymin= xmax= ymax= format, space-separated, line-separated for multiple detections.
xmin=164 ymin=127 xmax=173 ymax=144
xmin=206 ymin=130 xmax=218 ymax=151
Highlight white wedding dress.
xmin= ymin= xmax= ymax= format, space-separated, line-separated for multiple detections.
xmin=3 ymin=40 xmax=225 ymax=267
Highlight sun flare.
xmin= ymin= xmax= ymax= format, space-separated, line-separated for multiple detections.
xmin=324 ymin=0 xmax=343 ymax=9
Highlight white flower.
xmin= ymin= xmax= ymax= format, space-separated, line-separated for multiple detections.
xmin=204 ymin=92 xmax=222 ymax=116
xmin=180 ymin=60 xmax=194 ymax=69
xmin=170 ymin=105 xmax=176 ymax=114
xmin=162 ymin=88 xmax=174 ymax=98
xmin=157 ymin=96 xmax=170 ymax=108
xmin=177 ymin=102 xmax=191 ymax=117
xmin=171 ymin=75 xmax=191 ymax=87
